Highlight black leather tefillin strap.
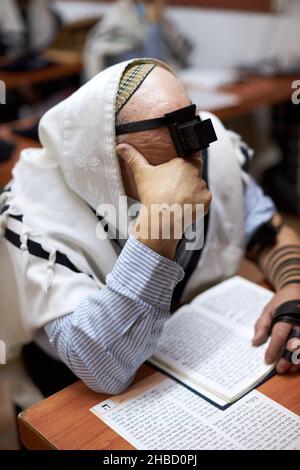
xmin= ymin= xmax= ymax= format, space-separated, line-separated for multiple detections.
xmin=286 ymin=326 xmax=300 ymax=341
xmin=271 ymin=302 xmax=300 ymax=364
xmin=271 ymin=300 xmax=300 ymax=329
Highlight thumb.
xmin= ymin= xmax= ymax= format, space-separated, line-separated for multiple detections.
xmin=252 ymin=304 xmax=273 ymax=346
xmin=116 ymin=144 xmax=151 ymax=175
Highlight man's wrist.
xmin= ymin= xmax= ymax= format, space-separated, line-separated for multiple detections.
xmin=132 ymin=206 xmax=181 ymax=260
xmin=108 ymin=235 xmax=185 ymax=311
xmin=133 ymin=234 xmax=178 ymax=260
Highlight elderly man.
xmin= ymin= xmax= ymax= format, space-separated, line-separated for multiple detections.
xmin=1 ymin=59 xmax=300 ymax=399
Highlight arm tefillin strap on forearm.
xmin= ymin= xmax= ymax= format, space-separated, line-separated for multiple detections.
xmin=266 ymin=245 xmax=300 ymax=274
xmin=263 ymin=244 xmax=300 ymax=290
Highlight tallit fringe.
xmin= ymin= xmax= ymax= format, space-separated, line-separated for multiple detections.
xmin=0 ymin=192 xmax=9 ymax=206
xmin=0 ymin=213 xmax=8 ymax=237
xmin=43 ymin=248 xmax=56 ymax=293
xmin=226 ymin=130 xmax=254 ymax=184
xmin=0 ymin=190 xmax=13 ymax=237
xmin=1 ymin=190 xmax=102 ymax=292
xmin=20 ymin=228 xmax=30 ymax=273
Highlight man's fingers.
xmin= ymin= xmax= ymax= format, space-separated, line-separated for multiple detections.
xmin=265 ymin=322 xmax=292 ymax=364
xmin=276 ymin=337 xmax=300 ymax=374
xmin=287 ymin=337 xmax=300 ymax=353
xmin=287 ymin=338 xmax=300 ymax=371
xmin=252 ymin=306 xmax=273 ymax=346
xmin=116 ymin=144 xmax=151 ymax=175
xmin=276 ymin=358 xmax=291 ymax=374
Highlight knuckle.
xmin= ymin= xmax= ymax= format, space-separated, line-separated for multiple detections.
xmin=127 ymin=155 xmax=137 ymax=168
xmin=199 ymin=179 xmax=207 ymax=190
xmin=205 ymin=190 xmax=212 ymax=204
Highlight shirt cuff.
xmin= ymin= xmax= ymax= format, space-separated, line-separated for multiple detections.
xmin=106 ymin=235 xmax=185 ymax=311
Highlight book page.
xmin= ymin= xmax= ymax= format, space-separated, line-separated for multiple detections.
xmin=212 ymin=391 xmax=300 ymax=450
xmin=150 ymin=276 xmax=274 ymax=402
xmin=91 ymin=373 xmax=300 ymax=450
xmin=191 ymin=276 xmax=274 ymax=335
xmin=91 ymin=373 xmax=235 ymax=450
xmin=150 ymin=307 xmax=272 ymax=401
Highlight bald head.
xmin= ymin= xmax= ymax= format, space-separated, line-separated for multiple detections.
xmin=116 ymin=66 xmax=191 ymax=166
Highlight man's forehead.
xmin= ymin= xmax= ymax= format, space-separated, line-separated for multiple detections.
xmin=122 ymin=65 xmax=188 ymax=113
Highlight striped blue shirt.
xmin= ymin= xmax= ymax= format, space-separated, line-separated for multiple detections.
xmin=44 ymin=175 xmax=275 ymax=394
xmin=45 ymin=235 xmax=184 ymax=394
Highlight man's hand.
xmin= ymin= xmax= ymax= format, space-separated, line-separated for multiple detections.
xmin=253 ymin=283 xmax=300 ymax=374
xmin=117 ymin=143 xmax=212 ymax=259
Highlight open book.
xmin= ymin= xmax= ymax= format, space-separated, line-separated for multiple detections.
xmin=149 ymin=276 xmax=275 ymax=407
xmin=91 ymin=373 xmax=300 ymax=450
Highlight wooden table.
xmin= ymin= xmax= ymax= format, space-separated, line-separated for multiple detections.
xmin=18 ymin=362 xmax=300 ymax=450
xmin=214 ymin=75 xmax=298 ymax=121
xmin=0 ymin=51 xmax=82 ymax=91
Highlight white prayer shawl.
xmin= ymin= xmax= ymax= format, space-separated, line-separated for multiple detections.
xmin=0 ymin=59 xmax=245 ymax=359
xmin=0 ymin=0 xmax=57 ymax=53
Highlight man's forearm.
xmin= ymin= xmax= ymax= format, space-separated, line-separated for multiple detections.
xmin=45 ymin=236 xmax=184 ymax=394
xmin=252 ymin=217 xmax=300 ymax=374
xmin=133 ymin=205 xmax=180 ymax=260
xmin=257 ymin=218 xmax=300 ymax=292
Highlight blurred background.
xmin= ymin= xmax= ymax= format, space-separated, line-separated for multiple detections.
xmin=0 ymin=0 xmax=300 ymax=449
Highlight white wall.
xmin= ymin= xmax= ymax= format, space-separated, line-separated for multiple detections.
xmin=167 ymin=6 xmax=300 ymax=68
xmin=54 ymin=1 xmax=300 ymax=68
